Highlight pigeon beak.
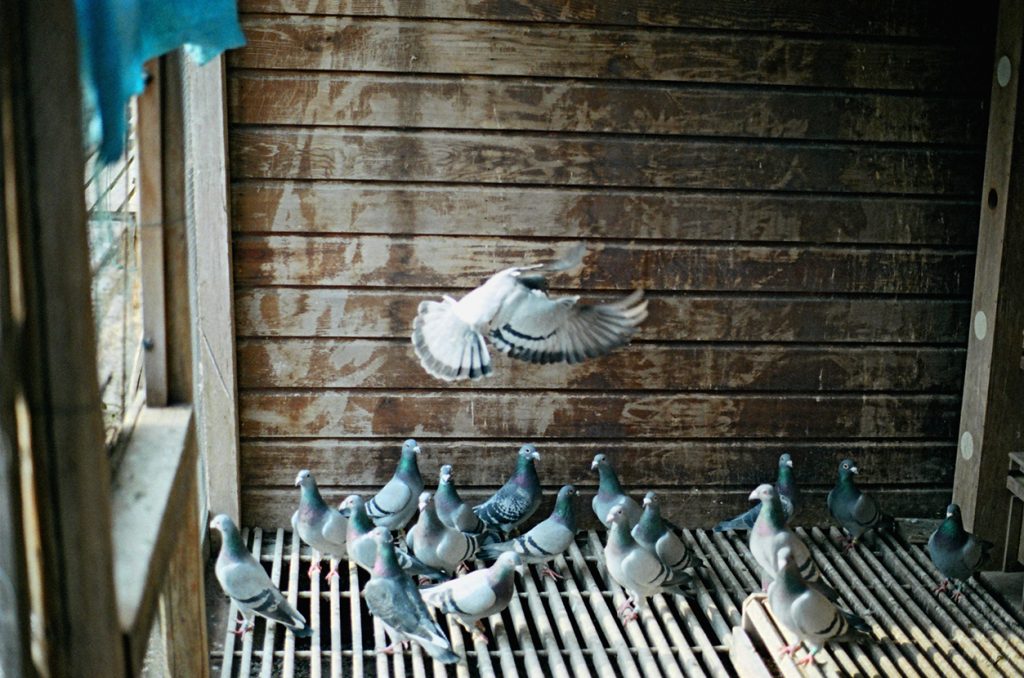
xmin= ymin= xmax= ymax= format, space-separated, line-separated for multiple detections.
xmin=414 ymin=446 xmax=421 ymax=454
xmin=748 ymin=488 xmax=759 ymax=501
xmin=590 ymin=460 xmax=598 ymax=470
xmin=643 ymin=496 xmax=653 ymax=507
xmin=850 ymin=466 xmax=859 ymax=474
xmin=338 ymin=506 xmax=351 ymax=518
xmin=532 ymin=451 xmax=541 ymax=460
xmin=785 ymin=459 xmax=794 ymax=468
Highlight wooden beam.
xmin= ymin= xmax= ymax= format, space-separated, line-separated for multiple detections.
xmin=953 ymin=0 xmax=1024 ymax=567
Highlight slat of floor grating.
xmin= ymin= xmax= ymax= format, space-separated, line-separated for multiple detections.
xmin=210 ymin=528 xmax=1024 ymax=677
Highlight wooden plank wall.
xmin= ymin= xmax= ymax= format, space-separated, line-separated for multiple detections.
xmin=227 ymin=1 xmax=996 ymax=529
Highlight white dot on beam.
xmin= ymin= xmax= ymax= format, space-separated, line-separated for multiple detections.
xmin=974 ymin=311 xmax=988 ymax=341
xmin=998 ymin=56 xmax=1012 ymax=87
xmin=960 ymin=431 xmax=974 ymax=461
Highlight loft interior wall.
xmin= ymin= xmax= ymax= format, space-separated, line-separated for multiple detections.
xmin=225 ymin=1 xmax=997 ymax=528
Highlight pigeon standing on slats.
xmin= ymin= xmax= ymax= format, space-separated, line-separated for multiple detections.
xmin=411 ymin=244 xmax=648 ymax=381
xmin=767 ymin=546 xmax=871 ymax=667
xmin=340 ymin=494 xmax=448 ymax=582
xmin=407 ymin=492 xmax=485 ymax=577
xmin=209 ymin=514 xmax=313 ymax=638
xmin=435 ymin=464 xmax=486 ymax=534
xmin=827 ymin=458 xmax=894 ymax=550
xmin=421 ymin=552 xmax=523 ymax=643
xmin=366 ymin=439 xmax=424 ymax=532
xmin=478 ymin=485 xmax=578 ymax=580
xmin=363 ymin=527 xmax=460 ymax=664
xmin=632 ymin=491 xmax=701 ymax=577
xmin=603 ymin=504 xmax=694 ymax=623
xmin=291 ymin=469 xmax=348 ymax=580
xmin=473 ymin=444 xmax=543 ymax=535
xmin=714 ymin=453 xmax=798 ymax=532
xmin=928 ymin=503 xmax=994 ymax=602
xmin=748 ymin=484 xmax=839 ymax=602
xmin=591 ymin=453 xmax=642 ymax=529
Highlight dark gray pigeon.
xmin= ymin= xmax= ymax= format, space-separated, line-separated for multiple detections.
xmin=827 ymin=459 xmax=894 ymax=550
xmin=714 ymin=453 xmax=798 ymax=532
xmin=421 ymin=552 xmax=523 ymax=643
xmin=340 ymin=494 xmax=447 ymax=582
xmin=473 ymin=444 xmax=542 ymax=534
xmin=591 ymin=453 xmax=642 ymax=529
xmin=478 ymin=485 xmax=578 ymax=580
xmin=412 ymin=244 xmax=648 ymax=381
xmin=767 ymin=546 xmax=871 ymax=667
xmin=407 ymin=492 xmax=486 ymax=576
xmin=435 ymin=464 xmax=486 ymax=534
xmin=291 ymin=469 xmax=348 ymax=580
xmin=363 ymin=527 xmax=460 ymax=664
xmin=928 ymin=503 xmax=994 ymax=602
xmin=632 ymin=491 xmax=700 ymax=576
xmin=366 ymin=439 xmax=424 ymax=532
xmin=210 ymin=514 xmax=312 ymax=638
xmin=603 ymin=504 xmax=693 ymax=623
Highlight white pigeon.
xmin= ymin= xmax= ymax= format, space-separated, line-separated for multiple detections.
xmin=411 ymin=245 xmax=648 ymax=381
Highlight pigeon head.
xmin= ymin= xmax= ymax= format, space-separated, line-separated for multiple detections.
xmin=590 ymin=453 xmax=607 ymax=471
xmin=209 ymin=513 xmax=234 ymax=534
xmin=496 ymin=551 xmax=523 ymax=570
xmin=748 ymin=483 xmax=776 ymax=504
xmin=557 ymin=485 xmax=578 ymax=502
xmin=294 ymin=469 xmax=313 ymax=487
xmin=439 ymin=464 xmax=453 ymax=484
xmin=418 ymin=491 xmax=434 ymax=511
xmin=208 ymin=514 xmax=243 ymax=552
xmin=643 ymin=491 xmax=658 ymax=508
xmin=402 ymin=439 xmax=422 ymax=456
xmin=338 ymin=493 xmax=363 ymax=516
xmin=605 ymin=504 xmax=628 ymax=526
xmin=519 ymin=444 xmax=540 ymax=461
xmin=369 ymin=526 xmax=391 ymax=545
xmin=779 ymin=454 xmax=794 ymax=469
xmin=946 ymin=504 xmax=962 ymax=521
xmin=838 ymin=458 xmax=859 ymax=479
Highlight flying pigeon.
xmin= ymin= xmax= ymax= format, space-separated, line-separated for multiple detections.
xmin=767 ymin=546 xmax=871 ymax=667
xmin=714 ymin=453 xmax=798 ymax=532
xmin=366 ymin=439 xmax=424 ymax=532
xmin=407 ymin=492 xmax=486 ymax=576
xmin=591 ymin=453 xmax=642 ymax=529
xmin=411 ymin=244 xmax=648 ymax=381
xmin=603 ymin=504 xmax=694 ymax=623
xmin=209 ymin=514 xmax=313 ymax=638
xmin=363 ymin=527 xmax=460 ymax=664
xmin=928 ymin=503 xmax=994 ymax=602
xmin=340 ymin=494 xmax=448 ymax=582
xmin=748 ymin=484 xmax=839 ymax=602
xmin=827 ymin=459 xmax=894 ymax=550
xmin=473 ymin=444 xmax=543 ymax=535
xmin=291 ymin=469 xmax=348 ymax=580
xmin=478 ymin=485 xmax=578 ymax=580
xmin=421 ymin=552 xmax=523 ymax=643
xmin=435 ymin=464 xmax=486 ymax=534
xmin=632 ymin=491 xmax=701 ymax=577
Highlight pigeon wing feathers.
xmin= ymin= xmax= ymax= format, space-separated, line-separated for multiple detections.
xmin=367 ymin=479 xmax=413 ymax=521
xmin=422 ymin=571 xmax=499 ymax=618
xmin=412 ymin=298 xmax=492 ymax=382
xmin=789 ymin=589 xmax=849 ymax=643
xmin=475 ymin=488 xmax=530 ymax=525
xmin=220 ymin=560 xmax=308 ymax=632
xmin=365 ymin=577 xmax=456 ymax=662
xmin=848 ymin=492 xmax=882 ymax=528
xmin=320 ymin=511 xmax=348 ymax=546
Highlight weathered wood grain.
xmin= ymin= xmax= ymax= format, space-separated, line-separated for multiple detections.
xmin=232 ymin=236 xmax=975 ymax=295
xmin=237 ymin=391 xmax=960 ymax=438
xmin=229 ymin=16 xmax=984 ymax=93
xmin=229 ymin=128 xmax=983 ymax=195
xmin=236 ymin=339 xmax=965 ymax=392
xmin=229 ymin=72 xmax=986 ymax=144
xmin=233 ymin=288 xmax=970 ymax=343
xmin=230 ymin=182 xmax=980 ymax=246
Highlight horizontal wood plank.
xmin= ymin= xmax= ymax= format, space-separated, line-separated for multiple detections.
xmin=229 ymin=16 xmax=985 ymax=93
xmin=231 ymin=182 xmax=980 ymax=246
xmin=232 ymin=236 xmax=975 ymax=295
xmin=234 ymin=288 xmax=971 ymax=343
xmin=237 ymin=391 xmax=960 ymax=438
xmin=229 ymin=128 xmax=983 ymax=194
xmin=236 ymin=339 xmax=966 ymax=392
xmin=228 ymin=72 xmax=987 ymax=144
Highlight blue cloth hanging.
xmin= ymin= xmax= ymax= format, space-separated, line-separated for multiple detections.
xmin=76 ymin=0 xmax=246 ymax=164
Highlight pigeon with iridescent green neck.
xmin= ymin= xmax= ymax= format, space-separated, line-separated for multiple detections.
xmin=632 ymin=491 xmax=700 ymax=577
xmin=928 ymin=503 xmax=993 ymax=602
xmin=367 ymin=439 xmax=424 ymax=531
xmin=591 ymin=453 xmax=642 ymax=529
xmin=478 ymin=485 xmax=578 ymax=579
xmin=408 ymin=492 xmax=486 ymax=576
xmin=714 ymin=453 xmax=798 ymax=532
xmin=291 ymin=469 xmax=348 ymax=580
xmin=473 ymin=444 xmax=543 ymax=535
xmin=421 ymin=552 xmax=523 ymax=643
xmin=340 ymin=494 xmax=448 ymax=582
xmin=827 ymin=458 xmax=894 ymax=550
xmin=435 ymin=464 xmax=486 ymax=534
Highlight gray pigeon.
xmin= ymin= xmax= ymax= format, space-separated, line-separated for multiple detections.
xmin=435 ymin=464 xmax=486 ymax=534
xmin=603 ymin=504 xmax=693 ymax=623
xmin=748 ymin=484 xmax=839 ymax=602
xmin=827 ymin=459 xmax=894 ymax=550
xmin=632 ymin=491 xmax=700 ymax=576
xmin=928 ymin=503 xmax=994 ymax=602
xmin=407 ymin=492 xmax=485 ymax=576
xmin=412 ymin=244 xmax=648 ymax=381
xmin=363 ymin=527 xmax=460 ymax=664
xmin=767 ymin=546 xmax=871 ymax=667
xmin=291 ymin=469 xmax=348 ymax=579
xmin=714 ymin=453 xmax=798 ymax=532
xmin=473 ymin=444 xmax=543 ymax=534
xmin=366 ymin=439 xmax=424 ymax=532
xmin=209 ymin=514 xmax=312 ymax=638
xmin=478 ymin=485 xmax=578 ymax=580
xmin=591 ymin=453 xmax=642 ymax=529
xmin=421 ymin=552 xmax=523 ymax=643
xmin=340 ymin=494 xmax=448 ymax=582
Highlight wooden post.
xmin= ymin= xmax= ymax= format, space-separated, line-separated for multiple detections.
xmin=954 ymin=0 xmax=1024 ymax=567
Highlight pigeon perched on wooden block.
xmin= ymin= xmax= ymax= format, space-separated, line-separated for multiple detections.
xmin=767 ymin=546 xmax=871 ymax=667
xmin=591 ymin=453 xmax=642 ymax=529
xmin=714 ymin=453 xmax=798 ymax=532
xmin=340 ymin=494 xmax=448 ymax=582
xmin=473 ymin=444 xmax=543 ymax=535
xmin=292 ymin=469 xmax=348 ymax=580
xmin=210 ymin=514 xmax=312 ymax=638
xmin=407 ymin=492 xmax=486 ymax=577
xmin=928 ymin=503 xmax=994 ymax=602
xmin=421 ymin=552 xmax=523 ymax=643
xmin=363 ymin=527 xmax=460 ymax=664
xmin=478 ymin=485 xmax=578 ymax=580
xmin=367 ymin=439 xmax=424 ymax=532
xmin=827 ymin=459 xmax=894 ymax=550
xmin=632 ymin=491 xmax=701 ymax=577
xmin=435 ymin=464 xmax=486 ymax=534
xmin=411 ymin=244 xmax=648 ymax=381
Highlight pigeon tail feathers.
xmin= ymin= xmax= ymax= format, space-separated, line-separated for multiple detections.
xmin=412 ymin=298 xmax=492 ymax=381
